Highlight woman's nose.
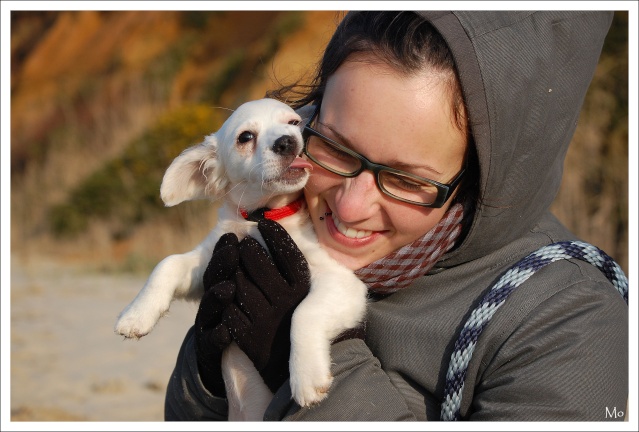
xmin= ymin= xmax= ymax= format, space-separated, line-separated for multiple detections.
xmin=333 ymin=170 xmax=383 ymax=222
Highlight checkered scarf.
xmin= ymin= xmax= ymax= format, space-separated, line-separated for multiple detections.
xmin=354 ymin=203 xmax=464 ymax=293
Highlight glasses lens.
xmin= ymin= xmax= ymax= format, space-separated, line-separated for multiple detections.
xmin=306 ymin=133 xmax=361 ymax=175
xmin=379 ymin=170 xmax=440 ymax=205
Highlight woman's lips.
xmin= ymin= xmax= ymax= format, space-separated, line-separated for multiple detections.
xmin=322 ymin=207 xmax=379 ymax=249
xmin=331 ymin=213 xmax=373 ymax=238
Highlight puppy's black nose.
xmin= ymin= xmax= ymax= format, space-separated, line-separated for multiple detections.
xmin=272 ymin=135 xmax=298 ymax=156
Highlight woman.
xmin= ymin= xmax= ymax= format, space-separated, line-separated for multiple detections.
xmin=164 ymin=11 xmax=627 ymax=421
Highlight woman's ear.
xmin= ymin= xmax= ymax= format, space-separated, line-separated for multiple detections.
xmin=160 ymin=134 xmax=228 ymax=207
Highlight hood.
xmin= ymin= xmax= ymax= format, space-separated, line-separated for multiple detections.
xmin=418 ymin=11 xmax=614 ymax=265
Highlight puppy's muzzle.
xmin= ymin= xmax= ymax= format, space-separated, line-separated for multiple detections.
xmin=272 ymin=135 xmax=300 ymax=156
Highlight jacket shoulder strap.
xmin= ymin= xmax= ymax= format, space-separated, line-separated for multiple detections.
xmin=440 ymin=241 xmax=628 ymax=421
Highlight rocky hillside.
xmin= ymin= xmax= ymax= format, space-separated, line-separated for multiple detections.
xmin=9 ymin=11 xmax=629 ymax=274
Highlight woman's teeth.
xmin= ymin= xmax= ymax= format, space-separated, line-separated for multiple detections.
xmin=331 ymin=214 xmax=372 ymax=239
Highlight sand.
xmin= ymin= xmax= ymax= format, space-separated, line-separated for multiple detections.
xmin=8 ymin=254 xmax=199 ymax=423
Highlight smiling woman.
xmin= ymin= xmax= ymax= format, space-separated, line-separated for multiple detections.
xmin=301 ymin=59 xmax=468 ymax=271
xmin=164 ymin=11 xmax=628 ymax=422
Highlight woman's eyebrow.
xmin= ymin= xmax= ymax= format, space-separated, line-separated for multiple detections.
xmin=318 ymin=120 xmax=444 ymax=177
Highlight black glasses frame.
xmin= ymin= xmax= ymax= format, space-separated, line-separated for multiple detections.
xmin=302 ymin=105 xmax=465 ymax=208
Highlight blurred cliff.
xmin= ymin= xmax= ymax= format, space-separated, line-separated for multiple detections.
xmin=10 ymin=11 xmax=342 ymax=271
xmin=10 ymin=11 xmax=629 ymax=274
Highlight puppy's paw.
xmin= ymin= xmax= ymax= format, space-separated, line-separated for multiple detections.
xmin=114 ymin=304 xmax=163 ymax=339
xmin=290 ymin=371 xmax=333 ymax=407
xmin=289 ymin=350 xmax=334 ymax=407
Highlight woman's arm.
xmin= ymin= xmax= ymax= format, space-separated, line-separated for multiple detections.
xmin=164 ymin=326 xmax=229 ymax=421
xmin=469 ymin=276 xmax=628 ymax=421
xmin=265 ymin=338 xmax=417 ymax=421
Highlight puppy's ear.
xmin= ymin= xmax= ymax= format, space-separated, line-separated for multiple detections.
xmin=160 ymin=134 xmax=227 ymax=207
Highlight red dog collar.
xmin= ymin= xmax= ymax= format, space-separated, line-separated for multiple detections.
xmin=241 ymin=198 xmax=305 ymax=222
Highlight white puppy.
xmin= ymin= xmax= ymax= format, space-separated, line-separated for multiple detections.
xmin=115 ymin=98 xmax=368 ymax=420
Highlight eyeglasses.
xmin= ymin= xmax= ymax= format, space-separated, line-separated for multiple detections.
xmin=302 ymin=106 xmax=465 ymax=208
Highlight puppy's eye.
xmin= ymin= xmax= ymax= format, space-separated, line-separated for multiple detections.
xmin=238 ymin=131 xmax=255 ymax=144
xmin=288 ymin=120 xmax=300 ymax=126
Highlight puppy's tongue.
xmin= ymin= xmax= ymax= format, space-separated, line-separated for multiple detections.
xmin=289 ymin=156 xmax=313 ymax=170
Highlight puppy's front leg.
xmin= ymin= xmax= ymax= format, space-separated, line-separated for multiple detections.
xmin=288 ymin=265 xmax=368 ymax=407
xmin=114 ymin=230 xmax=220 ymax=339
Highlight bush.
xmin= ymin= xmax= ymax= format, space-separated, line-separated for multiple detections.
xmin=50 ymin=104 xmax=225 ymax=238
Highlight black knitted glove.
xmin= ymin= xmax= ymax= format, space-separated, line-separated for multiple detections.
xmin=194 ymin=233 xmax=239 ymax=397
xmin=222 ymin=219 xmax=311 ymax=393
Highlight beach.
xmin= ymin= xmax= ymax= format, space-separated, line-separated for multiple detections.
xmin=10 ymin=254 xmax=198 ymax=422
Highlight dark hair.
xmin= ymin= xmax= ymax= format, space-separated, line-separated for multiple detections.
xmin=268 ymin=11 xmax=478 ymax=239
xmin=270 ymin=12 xmax=466 ymax=125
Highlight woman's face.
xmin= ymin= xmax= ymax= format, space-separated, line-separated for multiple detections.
xmin=304 ymin=56 xmax=467 ymax=270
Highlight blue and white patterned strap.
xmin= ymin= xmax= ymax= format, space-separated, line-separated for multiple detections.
xmin=440 ymin=241 xmax=628 ymax=421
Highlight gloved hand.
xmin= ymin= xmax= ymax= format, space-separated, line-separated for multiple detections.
xmin=222 ymin=218 xmax=311 ymax=393
xmin=194 ymin=233 xmax=240 ymax=397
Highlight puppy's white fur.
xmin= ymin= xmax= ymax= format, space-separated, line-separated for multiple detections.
xmin=115 ymin=98 xmax=368 ymax=420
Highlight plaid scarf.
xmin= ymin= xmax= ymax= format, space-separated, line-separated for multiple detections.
xmin=354 ymin=203 xmax=464 ymax=293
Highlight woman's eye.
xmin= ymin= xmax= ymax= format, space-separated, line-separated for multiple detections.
xmin=325 ymin=142 xmax=350 ymax=159
xmin=388 ymin=175 xmax=427 ymax=191
xmin=398 ymin=178 xmax=424 ymax=191
xmin=238 ymin=131 xmax=255 ymax=144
